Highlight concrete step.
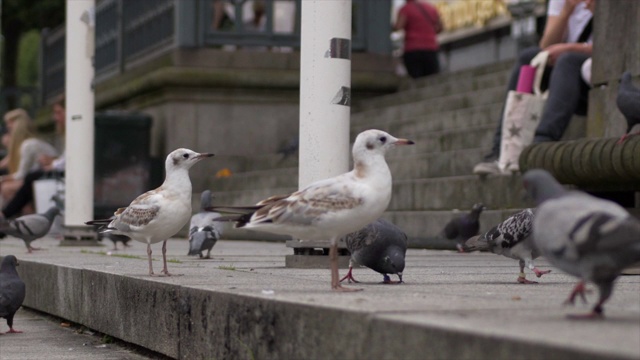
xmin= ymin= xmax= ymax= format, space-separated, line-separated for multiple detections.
xmin=209 ymin=167 xmax=298 ymax=192
xmin=387 ymin=147 xmax=488 ymax=179
xmin=385 ymin=208 xmax=527 ymax=246
xmin=210 ymin=146 xmax=492 ymax=196
xmin=355 ymin=69 xmax=510 ymax=112
xmin=10 ymin=240 xmax=639 ymax=360
xmin=215 ymin=153 xmax=298 ymax=174
xmin=396 ymin=59 xmax=514 ymax=92
xmin=352 ymin=101 xmax=503 ymax=136
xmin=390 ymin=174 xmax=530 ymax=211
xmin=212 ymin=186 xmax=298 ymax=207
xmin=352 ymin=86 xmax=504 ymax=127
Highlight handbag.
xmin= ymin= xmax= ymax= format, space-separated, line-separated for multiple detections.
xmin=497 ymin=51 xmax=549 ymax=173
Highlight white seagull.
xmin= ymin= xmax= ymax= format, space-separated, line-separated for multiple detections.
xmin=211 ymin=129 xmax=414 ymax=291
xmin=87 ymin=148 xmax=214 ymax=276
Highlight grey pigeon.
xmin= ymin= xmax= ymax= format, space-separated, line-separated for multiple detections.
xmin=188 ymin=190 xmax=223 ymax=259
xmin=101 ymin=233 xmax=131 ymax=251
xmin=340 ymin=218 xmax=408 ymax=284
xmin=523 ymin=169 xmax=640 ymax=318
xmin=442 ymin=203 xmax=485 ymax=252
xmin=616 ymin=71 xmax=640 ymax=143
xmin=0 ymin=255 xmax=26 ymax=334
xmin=0 ymin=207 xmax=60 ymax=253
xmin=464 ymin=208 xmax=551 ymax=284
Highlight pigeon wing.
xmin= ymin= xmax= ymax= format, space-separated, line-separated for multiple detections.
xmin=0 ymin=275 xmax=26 ymax=317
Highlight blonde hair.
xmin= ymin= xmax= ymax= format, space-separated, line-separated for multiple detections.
xmin=5 ymin=109 xmax=36 ymax=174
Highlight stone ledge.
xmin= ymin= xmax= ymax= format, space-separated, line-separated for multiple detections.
xmin=3 ymin=239 xmax=638 ymax=360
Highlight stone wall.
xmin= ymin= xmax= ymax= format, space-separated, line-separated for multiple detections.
xmin=588 ymin=0 xmax=640 ymax=138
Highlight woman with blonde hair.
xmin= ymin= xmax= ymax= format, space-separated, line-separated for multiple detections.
xmin=0 ymin=108 xmax=58 ymax=206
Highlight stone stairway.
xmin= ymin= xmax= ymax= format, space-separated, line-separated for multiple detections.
xmin=209 ymin=59 xmax=586 ymax=247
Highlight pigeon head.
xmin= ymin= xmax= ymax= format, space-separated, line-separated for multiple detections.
xmin=200 ymin=190 xmax=213 ymax=210
xmin=1 ymin=255 xmax=19 ymax=272
xmin=379 ymin=246 xmax=406 ymax=276
xmin=471 ymin=203 xmax=486 ymax=216
xmin=166 ymin=148 xmax=214 ymax=172
xmin=44 ymin=206 xmax=61 ymax=220
xmin=352 ymin=129 xmax=414 ymax=159
xmin=522 ymin=169 xmax=566 ymax=205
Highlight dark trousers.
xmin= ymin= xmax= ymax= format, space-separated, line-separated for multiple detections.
xmin=489 ymin=46 xmax=590 ymax=156
xmin=403 ymin=50 xmax=440 ymax=79
xmin=2 ymin=170 xmax=64 ymax=218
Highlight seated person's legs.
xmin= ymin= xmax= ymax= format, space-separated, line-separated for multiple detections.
xmin=2 ymin=170 xmax=45 ymax=218
xmin=534 ymin=52 xmax=590 ymax=143
xmin=475 ymin=46 xmax=542 ymax=175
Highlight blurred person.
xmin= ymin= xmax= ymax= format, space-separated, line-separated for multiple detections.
xmin=473 ymin=0 xmax=594 ymax=176
xmin=0 ymin=96 xmax=66 ymax=219
xmin=393 ymin=0 xmax=443 ymax=79
xmin=0 ymin=108 xmax=58 ymax=209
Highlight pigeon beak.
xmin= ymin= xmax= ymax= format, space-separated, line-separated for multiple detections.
xmin=195 ymin=153 xmax=215 ymax=160
xmin=393 ymin=138 xmax=415 ymax=146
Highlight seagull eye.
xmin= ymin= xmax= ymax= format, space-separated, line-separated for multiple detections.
xmin=183 ymin=153 xmax=189 ymax=159
xmin=379 ymin=136 xmax=387 ymax=143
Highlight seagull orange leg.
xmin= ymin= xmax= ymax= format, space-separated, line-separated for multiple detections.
xmin=147 ymin=243 xmax=155 ymax=276
xmin=161 ymin=240 xmax=171 ymax=276
xmin=330 ymin=240 xmax=361 ymax=292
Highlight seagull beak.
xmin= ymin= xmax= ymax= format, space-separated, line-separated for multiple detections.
xmin=393 ymin=138 xmax=415 ymax=146
xmin=196 ymin=153 xmax=215 ymax=160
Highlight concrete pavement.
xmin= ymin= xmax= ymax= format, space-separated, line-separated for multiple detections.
xmin=0 ymin=308 xmax=162 ymax=359
xmin=0 ymin=236 xmax=639 ymax=359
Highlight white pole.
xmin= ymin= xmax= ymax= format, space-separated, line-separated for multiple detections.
xmin=298 ymin=0 xmax=352 ymax=189
xmin=64 ymin=0 xmax=95 ymax=227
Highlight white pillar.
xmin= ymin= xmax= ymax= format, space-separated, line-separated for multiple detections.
xmin=64 ymin=0 xmax=95 ymax=227
xmin=298 ymin=0 xmax=352 ymax=189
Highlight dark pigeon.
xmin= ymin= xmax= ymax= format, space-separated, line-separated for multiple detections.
xmin=0 ymin=255 xmax=26 ymax=334
xmin=616 ymin=71 xmax=640 ymax=143
xmin=464 ymin=208 xmax=551 ymax=284
xmin=0 ymin=207 xmax=60 ymax=253
xmin=443 ymin=203 xmax=485 ymax=252
xmin=100 ymin=233 xmax=131 ymax=251
xmin=188 ymin=190 xmax=223 ymax=259
xmin=340 ymin=218 xmax=408 ymax=284
xmin=523 ymin=169 xmax=640 ymax=318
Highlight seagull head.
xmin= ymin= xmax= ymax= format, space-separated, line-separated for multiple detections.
xmin=166 ymin=148 xmax=215 ymax=171
xmin=352 ymin=129 xmax=414 ymax=160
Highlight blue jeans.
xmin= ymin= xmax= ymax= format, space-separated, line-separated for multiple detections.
xmin=489 ymin=46 xmax=590 ymax=156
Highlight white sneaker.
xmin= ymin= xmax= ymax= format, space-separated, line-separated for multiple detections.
xmin=473 ymin=161 xmax=501 ymax=175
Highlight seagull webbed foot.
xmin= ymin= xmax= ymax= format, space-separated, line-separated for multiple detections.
xmin=331 ymin=284 xmax=362 ymax=292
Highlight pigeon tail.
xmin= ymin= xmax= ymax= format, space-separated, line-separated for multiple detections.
xmin=463 ymin=235 xmax=489 ymax=252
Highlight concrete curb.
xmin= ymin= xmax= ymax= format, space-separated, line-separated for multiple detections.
xmin=3 ymin=239 xmax=639 ymax=360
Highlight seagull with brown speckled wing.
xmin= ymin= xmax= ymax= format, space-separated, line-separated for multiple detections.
xmin=86 ymin=148 xmax=213 ymax=276
xmin=210 ymin=129 xmax=414 ymax=292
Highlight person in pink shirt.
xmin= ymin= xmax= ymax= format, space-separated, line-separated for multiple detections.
xmin=393 ymin=0 xmax=443 ymax=78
